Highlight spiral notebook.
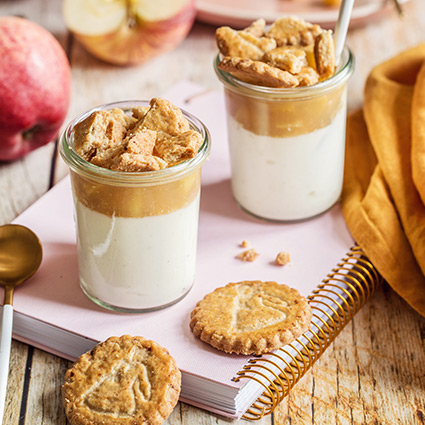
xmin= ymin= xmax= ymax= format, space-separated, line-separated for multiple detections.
xmin=2 ymin=81 xmax=381 ymax=420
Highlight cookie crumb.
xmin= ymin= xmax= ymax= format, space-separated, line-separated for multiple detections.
xmin=240 ymin=240 xmax=250 ymax=248
xmin=276 ymin=251 xmax=291 ymax=266
xmin=237 ymin=248 xmax=259 ymax=262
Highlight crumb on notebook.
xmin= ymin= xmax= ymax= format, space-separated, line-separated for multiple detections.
xmin=237 ymin=248 xmax=259 ymax=262
xmin=275 ymin=251 xmax=291 ymax=266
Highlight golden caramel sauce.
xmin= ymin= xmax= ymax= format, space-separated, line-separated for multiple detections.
xmin=223 ymin=85 xmax=345 ymax=138
xmin=70 ymin=169 xmax=200 ymax=218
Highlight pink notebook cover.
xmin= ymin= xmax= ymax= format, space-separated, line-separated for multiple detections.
xmin=6 ymin=81 xmax=353 ymax=412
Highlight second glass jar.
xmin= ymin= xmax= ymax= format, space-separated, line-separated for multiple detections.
xmin=215 ymin=47 xmax=354 ymax=222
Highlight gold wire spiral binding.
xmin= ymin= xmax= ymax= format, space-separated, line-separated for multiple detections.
xmin=233 ymin=245 xmax=382 ymax=420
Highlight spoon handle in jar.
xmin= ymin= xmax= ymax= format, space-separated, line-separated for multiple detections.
xmin=334 ymin=0 xmax=355 ymax=66
xmin=0 ymin=304 xmax=13 ymax=425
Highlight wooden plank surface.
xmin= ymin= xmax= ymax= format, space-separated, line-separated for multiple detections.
xmin=1 ymin=1 xmax=425 ymax=424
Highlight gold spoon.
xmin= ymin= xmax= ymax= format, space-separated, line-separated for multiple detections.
xmin=0 ymin=224 xmax=42 ymax=425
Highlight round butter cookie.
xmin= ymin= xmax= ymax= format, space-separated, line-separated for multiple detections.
xmin=190 ymin=280 xmax=312 ymax=355
xmin=62 ymin=335 xmax=181 ymax=425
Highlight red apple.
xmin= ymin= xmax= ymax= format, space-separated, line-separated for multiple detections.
xmin=0 ymin=17 xmax=71 ymax=161
xmin=63 ymin=0 xmax=196 ymax=65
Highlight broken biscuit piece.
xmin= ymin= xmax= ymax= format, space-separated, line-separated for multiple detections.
xmin=314 ymin=30 xmax=336 ymax=80
xmin=216 ymin=26 xmax=276 ymax=61
xmin=266 ymin=16 xmax=322 ymax=47
xmin=141 ymin=98 xmax=190 ymax=136
xmin=296 ymin=66 xmax=320 ymax=86
xmin=155 ymin=131 xmax=203 ymax=167
xmin=218 ymin=56 xmax=299 ymax=88
xmin=130 ymin=106 xmax=149 ymax=121
xmin=244 ymin=18 xmax=267 ymax=37
xmin=73 ymin=108 xmax=132 ymax=166
xmin=123 ymin=128 xmax=157 ymax=155
xmin=262 ymin=46 xmax=308 ymax=74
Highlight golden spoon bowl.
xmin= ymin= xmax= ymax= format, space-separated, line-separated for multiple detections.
xmin=0 ymin=224 xmax=42 ymax=304
xmin=0 ymin=224 xmax=42 ymax=425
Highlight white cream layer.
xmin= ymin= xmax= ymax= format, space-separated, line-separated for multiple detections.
xmin=75 ymin=193 xmax=200 ymax=310
xmin=227 ymin=102 xmax=347 ymax=221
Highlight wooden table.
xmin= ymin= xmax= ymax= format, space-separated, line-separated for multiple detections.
xmin=1 ymin=1 xmax=425 ymax=424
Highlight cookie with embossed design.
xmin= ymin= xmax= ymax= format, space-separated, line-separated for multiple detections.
xmin=62 ymin=335 xmax=181 ymax=425
xmin=190 ymin=280 xmax=312 ymax=355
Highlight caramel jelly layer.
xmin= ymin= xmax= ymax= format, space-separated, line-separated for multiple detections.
xmin=71 ymin=169 xmax=200 ymax=218
xmin=224 ymin=85 xmax=345 ymax=138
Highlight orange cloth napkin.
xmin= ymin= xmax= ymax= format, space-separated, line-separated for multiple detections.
xmin=341 ymin=44 xmax=425 ymax=317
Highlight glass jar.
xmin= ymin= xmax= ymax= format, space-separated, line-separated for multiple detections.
xmin=214 ymin=47 xmax=354 ymax=222
xmin=60 ymin=101 xmax=211 ymax=313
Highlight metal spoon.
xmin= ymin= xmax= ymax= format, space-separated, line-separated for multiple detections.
xmin=333 ymin=0 xmax=355 ymax=67
xmin=0 ymin=224 xmax=42 ymax=425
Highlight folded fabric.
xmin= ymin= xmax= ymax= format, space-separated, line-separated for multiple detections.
xmin=341 ymin=44 xmax=425 ymax=317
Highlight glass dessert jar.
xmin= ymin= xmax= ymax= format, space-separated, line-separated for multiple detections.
xmin=60 ymin=101 xmax=211 ymax=313
xmin=214 ymin=47 xmax=354 ymax=221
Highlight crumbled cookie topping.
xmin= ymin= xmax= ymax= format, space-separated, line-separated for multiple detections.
xmin=216 ymin=16 xmax=336 ymax=88
xmin=240 ymin=240 xmax=250 ymax=248
xmin=73 ymin=98 xmax=203 ymax=172
xmin=237 ymin=248 xmax=259 ymax=262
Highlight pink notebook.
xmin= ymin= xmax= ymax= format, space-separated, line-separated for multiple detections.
xmin=4 ymin=81 xmax=354 ymax=418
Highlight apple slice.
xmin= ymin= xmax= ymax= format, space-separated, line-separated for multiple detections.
xmin=63 ymin=0 xmax=127 ymax=36
xmin=133 ymin=0 xmax=190 ymax=22
xmin=63 ymin=0 xmax=195 ymax=65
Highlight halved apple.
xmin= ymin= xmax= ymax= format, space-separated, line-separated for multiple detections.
xmin=63 ymin=0 xmax=196 ymax=65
